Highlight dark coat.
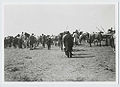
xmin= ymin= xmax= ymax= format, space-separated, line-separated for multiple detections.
xmin=46 ymin=38 xmax=52 ymax=46
xmin=30 ymin=35 xmax=36 ymax=45
xmin=63 ymin=34 xmax=73 ymax=51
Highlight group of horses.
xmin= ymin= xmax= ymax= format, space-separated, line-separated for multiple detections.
xmin=57 ymin=30 xmax=115 ymax=52
xmin=71 ymin=30 xmax=115 ymax=51
xmin=4 ymin=30 xmax=115 ymax=52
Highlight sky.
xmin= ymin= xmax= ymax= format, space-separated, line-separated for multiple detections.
xmin=4 ymin=4 xmax=115 ymax=36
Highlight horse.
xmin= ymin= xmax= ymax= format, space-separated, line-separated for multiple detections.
xmin=13 ymin=35 xmax=19 ymax=48
xmin=87 ymin=32 xmax=103 ymax=47
xmin=72 ymin=32 xmax=79 ymax=46
xmin=4 ymin=36 xmax=14 ymax=48
xmin=93 ymin=32 xmax=103 ymax=46
xmin=51 ymin=35 xmax=59 ymax=46
xmin=79 ymin=32 xmax=89 ymax=44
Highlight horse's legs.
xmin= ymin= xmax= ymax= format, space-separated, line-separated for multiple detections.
xmin=61 ymin=44 xmax=63 ymax=50
xmin=89 ymin=41 xmax=92 ymax=47
xmin=99 ymin=41 xmax=101 ymax=46
xmin=96 ymin=40 xmax=98 ymax=46
xmin=79 ymin=39 xmax=82 ymax=44
xmin=93 ymin=40 xmax=95 ymax=46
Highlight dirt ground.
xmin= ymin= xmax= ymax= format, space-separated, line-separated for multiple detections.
xmin=4 ymin=44 xmax=116 ymax=82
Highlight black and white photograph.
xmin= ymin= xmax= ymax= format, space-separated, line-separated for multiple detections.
xmin=3 ymin=3 xmax=117 ymax=82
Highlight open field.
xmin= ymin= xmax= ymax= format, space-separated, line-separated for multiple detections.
xmin=4 ymin=44 xmax=115 ymax=82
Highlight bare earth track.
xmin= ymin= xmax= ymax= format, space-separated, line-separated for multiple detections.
xmin=4 ymin=44 xmax=115 ymax=82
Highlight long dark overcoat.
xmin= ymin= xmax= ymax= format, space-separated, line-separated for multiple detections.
xmin=63 ymin=34 xmax=73 ymax=51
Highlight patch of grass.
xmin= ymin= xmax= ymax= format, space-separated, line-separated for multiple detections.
xmin=9 ymin=67 xmax=20 ymax=72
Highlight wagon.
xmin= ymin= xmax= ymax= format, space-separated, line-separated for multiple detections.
xmin=102 ymin=33 xmax=113 ymax=46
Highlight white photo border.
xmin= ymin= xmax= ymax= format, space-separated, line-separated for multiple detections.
xmin=1 ymin=1 xmax=119 ymax=87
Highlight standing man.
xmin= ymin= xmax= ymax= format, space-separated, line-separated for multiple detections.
xmin=63 ymin=31 xmax=73 ymax=58
xmin=58 ymin=33 xmax=64 ymax=51
xmin=110 ymin=30 xmax=115 ymax=52
xmin=42 ymin=34 xmax=46 ymax=48
xmin=20 ymin=32 xmax=26 ymax=48
xmin=19 ymin=32 xmax=24 ymax=48
xmin=46 ymin=36 xmax=52 ymax=50
xmin=29 ymin=33 xmax=35 ymax=50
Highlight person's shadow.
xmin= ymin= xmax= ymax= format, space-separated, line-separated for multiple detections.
xmin=71 ymin=53 xmax=95 ymax=58
xmin=73 ymin=49 xmax=86 ymax=52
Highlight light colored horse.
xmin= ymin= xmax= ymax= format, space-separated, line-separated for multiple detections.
xmin=73 ymin=32 xmax=79 ymax=46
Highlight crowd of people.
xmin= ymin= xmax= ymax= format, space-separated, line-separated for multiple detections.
xmin=4 ymin=32 xmax=53 ymax=50
xmin=4 ymin=27 xmax=116 ymax=58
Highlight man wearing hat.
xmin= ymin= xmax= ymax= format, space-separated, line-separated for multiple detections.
xmin=29 ymin=33 xmax=36 ymax=50
xmin=63 ymin=31 xmax=73 ymax=58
